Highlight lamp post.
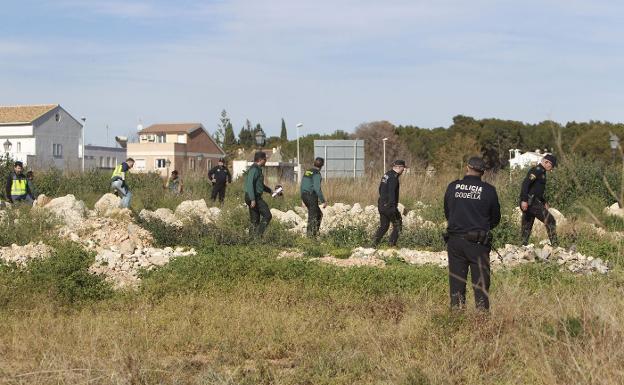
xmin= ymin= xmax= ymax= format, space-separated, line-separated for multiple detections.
xmin=255 ymin=127 xmax=266 ymax=149
xmin=81 ymin=117 xmax=86 ymax=173
xmin=609 ymin=132 xmax=620 ymax=164
xmin=3 ymin=139 xmax=12 ymax=160
xmin=382 ymin=137 xmax=388 ymax=174
xmin=196 ymin=154 xmax=204 ymax=171
xmin=296 ymin=123 xmax=303 ymax=181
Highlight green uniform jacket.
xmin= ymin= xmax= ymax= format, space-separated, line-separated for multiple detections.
xmin=244 ymin=163 xmax=271 ymax=200
xmin=300 ymin=168 xmax=325 ymax=203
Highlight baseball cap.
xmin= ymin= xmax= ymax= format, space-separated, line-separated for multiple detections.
xmin=543 ymin=154 xmax=557 ymax=167
xmin=393 ymin=160 xmax=407 ymax=167
xmin=467 ymin=157 xmax=486 ymax=172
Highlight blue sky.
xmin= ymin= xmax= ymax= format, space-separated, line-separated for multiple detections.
xmin=1 ymin=0 xmax=623 ymax=145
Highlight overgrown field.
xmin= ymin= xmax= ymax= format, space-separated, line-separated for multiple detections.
xmin=1 ymin=157 xmax=623 ymax=384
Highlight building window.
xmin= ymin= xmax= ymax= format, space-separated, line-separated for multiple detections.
xmin=135 ymin=159 xmax=146 ymax=170
xmin=52 ymin=143 xmax=63 ymax=158
xmin=189 ymin=158 xmax=195 ymax=170
xmin=177 ymin=134 xmax=186 ymax=144
xmin=100 ymin=156 xmax=105 ymax=167
xmin=156 ymin=159 xmax=167 ymax=169
xmin=16 ymin=142 xmax=21 ymax=152
xmin=106 ymin=157 xmax=111 ymax=167
xmin=55 ymin=113 xmax=61 ymax=122
xmin=157 ymin=134 xmax=166 ymax=143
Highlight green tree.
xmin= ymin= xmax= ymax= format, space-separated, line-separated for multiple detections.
xmin=280 ymin=118 xmax=288 ymax=142
xmin=224 ymin=122 xmax=236 ymax=148
xmin=238 ymin=119 xmax=254 ymax=147
xmin=216 ymin=109 xmax=230 ymax=146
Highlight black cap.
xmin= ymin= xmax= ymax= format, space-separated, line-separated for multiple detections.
xmin=467 ymin=157 xmax=486 ymax=172
xmin=543 ymin=154 xmax=557 ymax=167
xmin=218 ymin=157 xmax=225 ymax=163
xmin=254 ymin=151 xmax=267 ymax=162
xmin=392 ymin=160 xmax=407 ymax=167
xmin=14 ymin=161 xmax=23 ymax=167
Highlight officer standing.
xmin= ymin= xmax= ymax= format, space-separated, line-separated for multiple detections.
xmin=300 ymin=157 xmax=327 ymax=238
xmin=520 ymin=154 xmax=557 ymax=246
xmin=373 ymin=160 xmax=406 ymax=247
xmin=208 ymin=158 xmax=232 ymax=203
xmin=111 ymin=158 xmax=135 ymax=208
xmin=244 ymin=151 xmax=273 ymax=237
xmin=444 ymin=157 xmax=501 ymax=310
xmin=5 ymin=161 xmax=33 ymax=205
xmin=166 ymin=170 xmax=183 ymax=195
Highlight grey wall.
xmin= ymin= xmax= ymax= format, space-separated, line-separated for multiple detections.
xmin=33 ymin=107 xmax=82 ymax=170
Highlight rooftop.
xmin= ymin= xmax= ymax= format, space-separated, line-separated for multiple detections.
xmin=140 ymin=123 xmax=202 ymax=134
xmin=0 ymin=104 xmax=58 ymax=125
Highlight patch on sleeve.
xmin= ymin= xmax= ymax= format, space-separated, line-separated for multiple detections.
xmin=529 ymin=174 xmax=537 ymax=181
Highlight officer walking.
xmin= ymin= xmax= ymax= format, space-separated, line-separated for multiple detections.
xmin=300 ymin=157 xmax=327 ymax=237
xmin=111 ymin=158 xmax=135 ymax=208
xmin=520 ymin=154 xmax=557 ymax=246
xmin=208 ymin=158 xmax=232 ymax=203
xmin=373 ymin=160 xmax=406 ymax=247
xmin=244 ymin=151 xmax=273 ymax=237
xmin=5 ymin=161 xmax=33 ymax=205
xmin=444 ymin=157 xmax=501 ymax=310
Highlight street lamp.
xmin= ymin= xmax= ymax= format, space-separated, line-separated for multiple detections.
xmin=255 ymin=127 xmax=266 ymax=149
xmin=81 ymin=117 xmax=86 ymax=173
xmin=3 ymin=139 xmax=12 ymax=160
xmin=296 ymin=123 xmax=303 ymax=181
xmin=196 ymin=154 xmax=204 ymax=171
xmin=609 ymin=132 xmax=620 ymax=163
xmin=382 ymin=137 xmax=388 ymax=173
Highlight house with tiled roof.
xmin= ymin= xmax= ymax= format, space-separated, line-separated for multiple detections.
xmin=0 ymin=104 xmax=83 ymax=170
xmin=127 ymin=123 xmax=225 ymax=176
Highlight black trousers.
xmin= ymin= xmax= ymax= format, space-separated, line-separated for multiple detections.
xmin=447 ymin=236 xmax=491 ymax=310
xmin=211 ymin=183 xmax=226 ymax=202
xmin=245 ymin=196 xmax=272 ymax=237
xmin=521 ymin=201 xmax=557 ymax=246
xmin=302 ymin=192 xmax=323 ymax=237
xmin=373 ymin=207 xmax=402 ymax=247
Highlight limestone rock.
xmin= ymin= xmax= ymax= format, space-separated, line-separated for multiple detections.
xmin=44 ymin=194 xmax=87 ymax=227
xmin=604 ymin=202 xmax=624 ymax=218
xmin=94 ymin=193 xmax=122 ymax=216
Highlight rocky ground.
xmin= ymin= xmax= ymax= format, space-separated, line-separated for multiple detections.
xmin=0 ymin=195 xmax=620 ymax=288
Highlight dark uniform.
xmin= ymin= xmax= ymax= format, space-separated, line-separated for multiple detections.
xmin=244 ymin=163 xmax=272 ymax=237
xmin=208 ymin=164 xmax=232 ymax=203
xmin=520 ymin=157 xmax=557 ymax=246
xmin=5 ymin=171 xmax=32 ymax=204
xmin=373 ymin=168 xmax=402 ymax=247
xmin=444 ymin=158 xmax=501 ymax=310
xmin=300 ymin=167 xmax=325 ymax=237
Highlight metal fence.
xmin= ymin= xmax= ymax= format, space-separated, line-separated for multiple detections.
xmin=313 ymin=139 xmax=365 ymax=178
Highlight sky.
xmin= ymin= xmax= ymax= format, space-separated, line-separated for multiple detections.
xmin=1 ymin=0 xmax=624 ymax=146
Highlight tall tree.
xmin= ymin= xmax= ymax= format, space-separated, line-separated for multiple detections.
xmin=216 ymin=109 xmax=230 ymax=147
xmin=224 ymin=122 xmax=236 ymax=148
xmin=280 ymin=118 xmax=288 ymax=142
xmin=238 ymin=119 xmax=254 ymax=147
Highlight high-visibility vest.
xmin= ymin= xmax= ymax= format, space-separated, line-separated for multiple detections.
xmin=11 ymin=177 xmax=27 ymax=196
xmin=111 ymin=164 xmax=125 ymax=180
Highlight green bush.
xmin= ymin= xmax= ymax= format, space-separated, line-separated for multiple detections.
xmin=0 ymin=206 xmax=58 ymax=247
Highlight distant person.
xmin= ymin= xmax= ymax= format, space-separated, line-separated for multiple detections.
xmin=25 ymin=170 xmax=38 ymax=201
xmin=373 ymin=160 xmax=406 ymax=247
xmin=110 ymin=158 xmax=135 ymax=208
xmin=5 ymin=161 xmax=33 ymax=205
xmin=300 ymin=157 xmax=327 ymax=238
xmin=244 ymin=151 xmax=273 ymax=237
xmin=520 ymin=154 xmax=558 ymax=246
xmin=444 ymin=157 xmax=501 ymax=311
xmin=166 ymin=170 xmax=183 ymax=195
xmin=208 ymin=158 xmax=232 ymax=203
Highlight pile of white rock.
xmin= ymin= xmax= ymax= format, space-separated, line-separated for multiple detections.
xmin=139 ymin=199 xmax=221 ymax=227
xmin=90 ymin=246 xmax=197 ymax=288
xmin=0 ymin=242 xmax=53 ymax=266
xmin=271 ymin=202 xmax=440 ymax=235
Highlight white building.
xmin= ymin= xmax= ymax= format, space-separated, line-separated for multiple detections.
xmin=509 ymin=149 xmax=549 ymax=169
xmin=0 ymin=104 xmax=83 ymax=170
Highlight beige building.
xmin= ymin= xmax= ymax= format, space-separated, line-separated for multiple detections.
xmin=127 ymin=123 xmax=225 ymax=176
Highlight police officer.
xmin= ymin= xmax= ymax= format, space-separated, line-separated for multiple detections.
xmin=167 ymin=170 xmax=183 ymax=195
xmin=373 ymin=160 xmax=406 ymax=247
xmin=520 ymin=154 xmax=557 ymax=246
xmin=244 ymin=151 xmax=273 ymax=237
xmin=111 ymin=158 xmax=135 ymax=208
xmin=444 ymin=157 xmax=501 ymax=310
xmin=301 ymin=157 xmax=327 ymax=238
xmin=5 ymin=161 xmax=33 ymax=205
xmin=208 ymin=158 xmax=232 ymax=203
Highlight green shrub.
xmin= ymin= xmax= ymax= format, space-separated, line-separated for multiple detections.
xmin=0 ymin=206 xmax=58 ymax=246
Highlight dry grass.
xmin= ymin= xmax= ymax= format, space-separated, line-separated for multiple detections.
xmin=1 ymin=272 xmax=623 ymax=385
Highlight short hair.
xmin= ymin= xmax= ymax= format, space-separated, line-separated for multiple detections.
xmin=26 ymin=171 xmax=34 ymax=177
xmin=314 ymin=157 xmax=325 ymax=168
xmin=14 ymin=161 xmax=23 ymax=168
xmin=126 ymin=158 xmax=135 ymax=163
xmin=218 ymin=158 xmax=226 ymax=163
xmin=171 ymin=170 xmax=178 ymax=175
xmin=254 ymin=151 xmax=267 ymax=162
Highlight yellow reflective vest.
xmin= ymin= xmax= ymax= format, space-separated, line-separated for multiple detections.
xmin=111 ymin=164 xmax=125 ymax=180
xmin=11 ymin=178 xmax=27 ymax=196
